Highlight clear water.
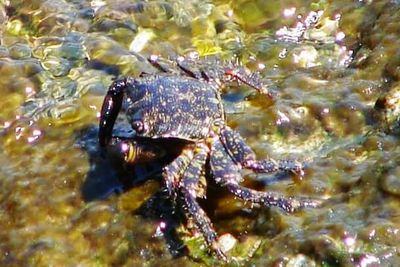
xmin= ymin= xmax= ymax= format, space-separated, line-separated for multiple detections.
xmin=1 ymin=1 xmax=400 ymax=266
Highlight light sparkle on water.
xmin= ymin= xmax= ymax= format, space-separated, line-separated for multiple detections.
xmin=283 ymin=7 xmax=296 ymax=17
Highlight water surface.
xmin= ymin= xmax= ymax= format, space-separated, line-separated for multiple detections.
xmin=1 ymin=1 xmax=400 ymax=266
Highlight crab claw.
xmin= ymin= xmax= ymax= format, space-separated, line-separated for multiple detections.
xmin=108 ymin=137 xmax=166 ymax=165
xmin=99 ymin=78 xmax=127 ymax=147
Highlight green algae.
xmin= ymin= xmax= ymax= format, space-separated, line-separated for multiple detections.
xmin=1 ymin=1 xmax=400 ymax=266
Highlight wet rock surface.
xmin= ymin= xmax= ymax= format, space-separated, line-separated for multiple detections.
xmin=1 ymin=0 xmax=400 ymax=266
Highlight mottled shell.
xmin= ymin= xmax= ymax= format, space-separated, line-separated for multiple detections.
xmin=123 ymin=75 xmax=224 ymax=141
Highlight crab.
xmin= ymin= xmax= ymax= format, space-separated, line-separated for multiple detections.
xmin=98 ymin=56 xmax=320 ymax=260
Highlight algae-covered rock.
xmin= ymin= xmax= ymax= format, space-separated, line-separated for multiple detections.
xmin=1 ymin=0 xmax=400 ymax=266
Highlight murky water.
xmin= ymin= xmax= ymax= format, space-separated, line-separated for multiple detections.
xmin=1 ymin=0 xmax=400 ymax=266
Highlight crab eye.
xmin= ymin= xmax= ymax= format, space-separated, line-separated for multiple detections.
xmin=132 ymin=120 xmax=145 ymax=133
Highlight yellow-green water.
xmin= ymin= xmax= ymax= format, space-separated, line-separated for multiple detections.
xmin=1 ymin=0 xmax=400 ymax=266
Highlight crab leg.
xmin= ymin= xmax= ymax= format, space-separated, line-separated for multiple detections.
xmin=178 ymin=146 xmax=227 ymax=260
xmin=223 ymin=66 xmax=271 ymax=96
xmin=147 ymin=55 xmax=172 ymax=73
xmin=179 ymin=145 xmax=208 ymax=198
xmin=180 ymin=189 xmax=227 ymax=260
xmin=162 ymin=145 xmax=226 ymax=259
xmin=219 ymin=126 xmax=305 ymax=176
xmin=162 ymin=148 xmax=194 ymax=200
xmin=210 ymin=138 xmax=320 ymax=213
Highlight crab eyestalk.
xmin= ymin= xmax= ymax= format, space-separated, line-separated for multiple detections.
xmin=108 ymin=137 xmax=166 ymax=164
xmin=99 ymin=78 xmax=127 ymax=147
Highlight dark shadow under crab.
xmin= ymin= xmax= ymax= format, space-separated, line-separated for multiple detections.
xmin=98 ymin=56 xmax=321 ymax=260
xmin=76 ymin=125 xmax=192 ymax=258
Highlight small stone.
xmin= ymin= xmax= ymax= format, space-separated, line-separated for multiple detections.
xmin=218 ymin=233 xmax=237 ymax=254
xmin=380 ymin=166 xmax=400 ymax=196
xmin=41 ymin=56 xmax=71 ymax=77
xmin=8 ymin=43 xmax=32 ymax=59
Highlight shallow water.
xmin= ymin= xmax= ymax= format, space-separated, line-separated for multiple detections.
xmin=1 ymin=0 xmax=400 ymax=266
